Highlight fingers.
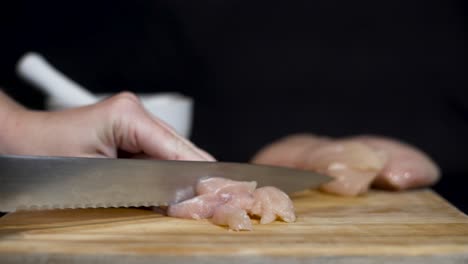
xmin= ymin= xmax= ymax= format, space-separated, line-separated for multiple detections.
xmin=135 ymin=114 xmax=216 ymax=161
xmin=146 ymin=111 xmax=215 ymax=161
xmin=105 ymin=92 xmax=215 ymax=161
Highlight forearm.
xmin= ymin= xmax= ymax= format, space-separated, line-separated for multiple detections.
xmin=0 ymin=90 xmax=28 ymax=154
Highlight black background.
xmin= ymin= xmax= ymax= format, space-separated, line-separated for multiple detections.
xmin=0 ymin=1 xmax=466 ymax=212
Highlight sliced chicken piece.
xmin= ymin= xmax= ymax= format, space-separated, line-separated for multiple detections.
xmin=351 ymin=135 xmax=440 ymax=190
xmin=167 ymin=193 xmax=227 ymax=219
xmin=249 ymin=186 xmax=296 ymax=224
xmin=212 ymin=205 xmax=253 ymax=231
xmin=196 ymin=177 xmax=256 ymax=195
xmin=225 ymin=192 xmax=255 ymax=210
xmin=167 ymin=177 xmax=296 ymax=231
xmin=209 ymin=192 xmax=256 ymax=231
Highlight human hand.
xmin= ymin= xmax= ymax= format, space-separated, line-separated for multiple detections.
xmin=0 ymin=92 xmax=214 ymax=161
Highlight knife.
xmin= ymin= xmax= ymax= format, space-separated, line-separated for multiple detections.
xmin=0 ymin=155 xmax=331 ymax=212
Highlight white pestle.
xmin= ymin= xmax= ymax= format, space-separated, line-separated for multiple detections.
xmin=16 ymin=52 xmax=98 ymax=107
xmin=15 ymin=52 xmax=194 ymax=137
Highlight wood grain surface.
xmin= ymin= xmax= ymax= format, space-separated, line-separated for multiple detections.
xmin=0 ymin=189 xmax=467 ymax=264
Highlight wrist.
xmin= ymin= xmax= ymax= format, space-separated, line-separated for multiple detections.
xmin=1 ymin=108 xmax=29 ymax=155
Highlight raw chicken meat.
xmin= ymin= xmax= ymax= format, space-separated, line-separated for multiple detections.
xmin=252 ymin=134 xmax=331 ymax=168
xmin=351 ymin=135 xmax=440 ymax=190
xmin=212 ymin=205 xmax=253 ymax=231
xmin=196 ymin=177 xmax=256 ymax=195
xmin=253 ymin=135 xmax=387 ymax=196
xmin=252 ymin=133 xmax=440 ymax=196
xmin=167 ymin=177 xmax=296 ymax=231
xmin=296 ymin=139 xmax=386 ymax=196
xmin=223 ymin=192 xmax=255 ymax=209
xmin=250 ymin=187 xmax=296 ymax=224
xmin=166 ymin=193 xmax=227 ymax=219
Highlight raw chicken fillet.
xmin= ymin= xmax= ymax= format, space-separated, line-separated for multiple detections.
xmin=168 ymin=177 xmax=296 ymax=231
xmin=253 ymin=134 xmax=440 ymax=196
xmin=351 ymin=136 xmax=440 ymax=190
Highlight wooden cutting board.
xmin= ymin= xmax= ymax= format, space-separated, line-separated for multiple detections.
xmin=0 ymin=189 xmax=467 ymax=264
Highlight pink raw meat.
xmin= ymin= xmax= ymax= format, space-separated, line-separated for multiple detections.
xmin=212 ymin=205 xmax=253 ymax=231
xmin=253 ymin=135 xmax=386 ymax=196
xmin=167 ymin=177 xmax=296 ymax=231
xmin=252 ymin=133 xmax=440 ymax=196
xmin=249 ymin=186 xmax=296 ymax=224
xmin=252 ymin=134 xmax=331 ymax=168
xmin=298 ymin=140 xmax=387 ymax=196
xmin=196 ymin=177 xmax=256 ymax=195
xmin=225 ymin=192 xmax=255 ymax=210
xmin=166 ymin=193 xmax=227 ymax=219
xmin=351 ymin=135 xmax=441 ymax=190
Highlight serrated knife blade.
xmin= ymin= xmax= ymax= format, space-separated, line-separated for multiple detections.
xmin=0 ymin=155 xmax=331 ymax=212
